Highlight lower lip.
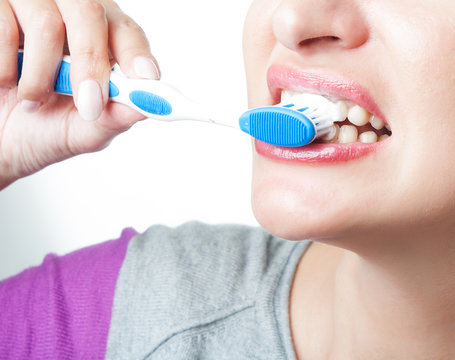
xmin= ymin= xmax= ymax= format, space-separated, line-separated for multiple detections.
xmin=254 ymin=139 xmax=386 ymax=163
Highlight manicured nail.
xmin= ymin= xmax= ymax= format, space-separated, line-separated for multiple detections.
xmin=21 ymin=100 xmax=41 ymax=113
xmin=134 ymin=57 xmax=160 ymax=80
xmin=77 ymin=79 xmax=103 ymax=122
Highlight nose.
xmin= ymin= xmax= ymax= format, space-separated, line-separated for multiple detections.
xmin=272 ymin=0 xmax=369 ymax=52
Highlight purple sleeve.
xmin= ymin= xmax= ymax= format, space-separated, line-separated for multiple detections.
xmin=0 ymin=227 xmax=137 ymax=360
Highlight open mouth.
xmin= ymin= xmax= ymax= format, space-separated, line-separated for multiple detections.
xmin=281 ymin=90 xmax=392 ymax=144
xmin=259 ymin=64 xmax=392 ymax=163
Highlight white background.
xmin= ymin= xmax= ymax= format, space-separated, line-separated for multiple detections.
xmin=0 ymin=0 xmax=257 ymax=280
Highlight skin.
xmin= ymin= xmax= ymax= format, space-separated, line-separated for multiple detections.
xmin=244 ymin=0 xmax=455 ymax=358
xmin=1 ymin=0 xmax=455 ymax=358
xmin=0 ymin=0 xmax=159 ymax=188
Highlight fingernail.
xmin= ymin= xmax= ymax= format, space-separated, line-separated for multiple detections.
xmin=77 ymin=79 xmax=103 ymax=122
xmin=21 ymin=100 xmax=41 ymax=113
xmin=134 ymin=57 xmax=160 ymax=80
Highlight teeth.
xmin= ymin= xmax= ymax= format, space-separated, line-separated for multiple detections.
xmin=320 ymin=124 xmax=340 ymax=142
xmin=359 ymin=131 xmax=378 ymax=143
xmin=280 ymin=90 xmax=391 ymax=144
xmin=338 ymin=125 xmax=358 ymax=143
xmin=369 ymin=115 xmax=385 ymax=130
xmin=336 ymin=101 xmax=349 ymax=122
xmin=347 ymin=105 xmax=370 ymax=126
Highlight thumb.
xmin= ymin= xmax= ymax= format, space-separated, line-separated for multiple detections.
xmin=66 ymin=102 xmax=147 ymax=155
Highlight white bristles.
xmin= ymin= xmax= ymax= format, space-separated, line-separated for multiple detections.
xmin=277 ymin=105 xmax=337 ymax=140
xmin=277 ymin=93 xmax=345 ymax=140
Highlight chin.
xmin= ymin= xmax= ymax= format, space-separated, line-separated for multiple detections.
xmin=251 ymin=175 xmax=356 ymax=242
xmin=248 ymin=154 xmax=407 ymax=246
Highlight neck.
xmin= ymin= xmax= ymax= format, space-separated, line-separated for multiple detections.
xmin=291 ymin=224 xmax=455 ymax=359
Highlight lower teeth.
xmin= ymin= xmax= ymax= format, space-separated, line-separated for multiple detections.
xmin=318 ymin=121 xmax=391 ymax=144
xmin=359 ymin=131 xmax=378 ymax=143
xmin=338 ymin=125 xmax=358 ymax=143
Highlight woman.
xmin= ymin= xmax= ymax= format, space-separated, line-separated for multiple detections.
xmin=1 ymin=0 xmax=454 ymax=358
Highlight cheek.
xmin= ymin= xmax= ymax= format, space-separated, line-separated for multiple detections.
xmin=382 ymin=10 xmax=455 ymax=218
xmin=243 ymin=0 xmax=280 ymax=107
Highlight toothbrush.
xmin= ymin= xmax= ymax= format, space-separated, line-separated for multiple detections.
xmin=16 ymin=52 xmax=341 ymax=147
xmin=238 ymin=95 xmax=345 ymax=147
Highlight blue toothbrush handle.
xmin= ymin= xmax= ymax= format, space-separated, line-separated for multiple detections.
xmin=16 ymin=51 xmax=180 ymax=119
xmin=15 ymin=51 xmax=230 ymax=125
xmin=16 ymin=51 xmax=120 ymax=98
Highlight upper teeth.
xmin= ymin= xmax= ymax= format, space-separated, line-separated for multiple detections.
xmin=370 ymin=115 xmax=385 ymax=130
xmin=280 ymin=90 xmax=390 ymax=143
xmin=347 ymin=105 xmax=370 ymax=126
xmin=336 ymin=101 xmax=349 ymax=121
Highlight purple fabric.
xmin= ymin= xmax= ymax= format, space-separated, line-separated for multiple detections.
xmin=0 ymin=227 xmax=137 ymax=360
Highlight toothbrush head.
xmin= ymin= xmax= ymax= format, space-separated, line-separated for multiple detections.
xmin=239 ymin=106 xmax=317 ymax=147
xmin=239 ymin=103 xmax=336 ymax=147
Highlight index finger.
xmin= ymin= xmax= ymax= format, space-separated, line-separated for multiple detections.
xmin=103 ymin=0 xmax=160 ymax=80
xmin=55 ymin=0 xmax=111 ymax=122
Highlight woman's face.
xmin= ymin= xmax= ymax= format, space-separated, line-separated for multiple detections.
xmin=244 ymin=0 xmax=455 ymax=243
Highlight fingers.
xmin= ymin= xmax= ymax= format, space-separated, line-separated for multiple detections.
xmin=3 ymin=0 xmax=158 ymax=123
xmin=104 ymin=1 xmax=160 ymax=80
xmin=55 ymin=0 xmax=111 ymax=121
xmin=9 ymin=0 xmax=65 ymax=111
xmin=65 ymin=102 xmax=146 ymax=156
xmin=0 ymin=0 xmax=19 ymax=90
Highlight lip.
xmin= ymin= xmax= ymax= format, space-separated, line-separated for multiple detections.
xmin=255 ymin=63 xmax=389 ymax=164
xmin=267 ymin=64 xmax=387 ymax=122
xmin=255 ymin=139 xmax=387 ymax=163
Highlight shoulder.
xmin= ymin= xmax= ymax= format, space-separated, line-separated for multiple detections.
xmin=118 ymin=221 xmax=296 ymax=304
xmin=0 ymin=227 xmax=137 ymax=359
xmin=107 ymin=221 xmax=310 ymax=359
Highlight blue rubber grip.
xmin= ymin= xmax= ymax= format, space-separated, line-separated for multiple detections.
xmin=17 ymin=52 xmax=120 ymax=97
xmin=239 ymin=106 xmax=316 ymax=147
xmin=129 ymin=91 xmax=172 ymax=116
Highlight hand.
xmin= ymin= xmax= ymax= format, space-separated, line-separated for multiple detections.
xmin=0 ymin=0 xmax=160 ymax=189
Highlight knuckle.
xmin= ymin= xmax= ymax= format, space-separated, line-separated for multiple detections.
xmin=74 ymin=46 xmax=107 ymax=64
xmin=0 ymin=69 xmax=17 ymax=87
xmin=28 ymin=10 xmax=64 ymax=44
xmin=115 ymin=16 xmax=143 ymax=34
xmin=19 ymin=80 xmax=52 ymax=100
xmin=0 ymin=18 xmax=18 ymax=47
xmin=73 ymin=47 xmax=109 ymax=76
xmin=75 ymin=0 xmax=106 ymax=20
xmin=0 ymin=75 xmax=16 ymax=88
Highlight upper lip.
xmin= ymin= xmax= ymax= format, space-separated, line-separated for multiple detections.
xmin=267 ymin=63 xmax=388 ymax=125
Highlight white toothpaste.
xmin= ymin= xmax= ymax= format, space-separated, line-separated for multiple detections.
xmin=280 ymin=92 xmax=347 ymax=123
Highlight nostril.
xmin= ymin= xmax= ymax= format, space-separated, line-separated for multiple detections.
xmin=299 ymin=36 xmax=340 ymax=48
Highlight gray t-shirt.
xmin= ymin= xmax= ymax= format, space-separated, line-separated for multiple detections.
xmin=106 ymin=222 xmax=311 ymax=359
